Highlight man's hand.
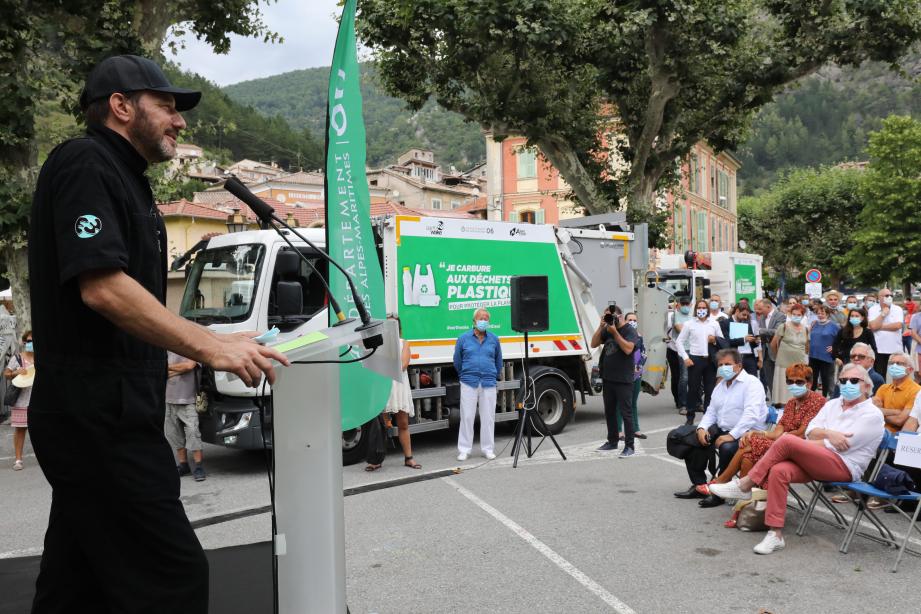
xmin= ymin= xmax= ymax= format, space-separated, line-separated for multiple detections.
xmin=707 ymin=335 xmax=716 ymax=344
xmin=758 ymin=358 xmax=763 ymax=369
xmin=697 ymin=428 xmax=710 ymax=446
xmin=740 ymin=432 xmax=752 ymax=446
xmin=714 ymin=434 xmax=734 ymax=448
xmin=684 ymin=358 xmax=694 ymax=368
xmin=205 ymin=335 xmax=291 ymax=387
xmin=745 ymin=335 xmax=757 ymax=344
xmin=826 ymin=430 xmax=853 ymax=452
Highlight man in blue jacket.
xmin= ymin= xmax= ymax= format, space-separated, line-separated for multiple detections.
xmin=454 ymin=308 xmax=503 ymax=461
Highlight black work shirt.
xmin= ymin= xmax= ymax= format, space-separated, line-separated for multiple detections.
xmin=600 ymin=324 xmax=639 ymax=384
xmin=28 ymin=124 xmax=174 ymax=499
xmin=29 ymin=124 xmax=167 ymax=372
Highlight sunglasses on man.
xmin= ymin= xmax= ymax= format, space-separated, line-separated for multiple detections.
xmin=849 ymin=354 xmax=867 ymax=360
xmin=837 ymin=377 xmax=864 ymax=385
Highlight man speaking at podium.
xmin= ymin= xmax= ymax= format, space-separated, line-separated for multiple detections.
xmin=27 ymin=55 xmax=288 ymax=613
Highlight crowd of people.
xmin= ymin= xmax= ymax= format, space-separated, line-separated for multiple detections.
xmin=664 ymin=289 xmax=921 ymax=556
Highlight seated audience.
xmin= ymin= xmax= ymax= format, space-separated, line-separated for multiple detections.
xmin=673 ymin=349 xmax=768 ymax=508
xmin=830 ymin=342 xmax=884 ymax=397
xmin=873 ymin=352 xmax=920 ymax=433
xmin=697 ymin=364 xmax=825 ymax=527
xmin=710 ymin=364 xmax=885 ymax=555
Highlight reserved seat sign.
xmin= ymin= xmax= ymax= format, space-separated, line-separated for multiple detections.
xmin=895 ymin=432 xmax=921 ymax=470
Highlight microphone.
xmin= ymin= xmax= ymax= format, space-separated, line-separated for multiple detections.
xmin=222 ymin=176 xmax=375 ymax=330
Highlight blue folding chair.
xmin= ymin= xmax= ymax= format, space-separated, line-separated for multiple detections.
xmin=794 ymin=437 xmax=890 ymax=538
xmin=833 ymin=432 xmax=921 ymax=572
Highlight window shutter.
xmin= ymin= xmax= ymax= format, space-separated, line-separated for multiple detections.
xmin=535 ymin=209 xmax=545 ymax=224
xmin=509 ymin=211 xmax=519 ymax=222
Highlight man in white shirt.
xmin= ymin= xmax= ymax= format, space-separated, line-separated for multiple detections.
xmin=708 ymin=295 xmax=728 ymax=322
xmin=674 ymin=349 xmax=767 ymax=505
xmin=868 ymin=288 xmax=904 ymax=377
xmin=676 ymin=300 xmax=724 ymax=423
xmin=711 ymin=363 xmax=884 ymax=555
xmin=665 ymin=296 xmax=693 ymax=413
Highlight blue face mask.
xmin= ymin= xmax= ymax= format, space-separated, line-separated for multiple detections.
xmin=840 ymin=381 xmax=862 ymax=401
xmin=849 ymin=317 xmax=863 ymax=327
xmin=717 ymin=365 xmax=737 ymax=380
xmin=24 ymin=342 xmax=33 ymax=353
xmin=787 ymin=383 xmax=808 ymax=398
xmin=889 ymin=364 xmax=907 ymax=379
xmin=791 ymin=316 xmax=803 ymax=324
xmin=475 ymin=320 xmax=489 ymax=332
xmin=679 ymin=306 xmax=690 ymax=315
xmin=846 ymin=303 xmax=857 ymax=310
xmin=709 ymin=301 xmax=719 ymax=311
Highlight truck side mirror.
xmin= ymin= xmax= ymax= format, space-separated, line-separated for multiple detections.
xmin=276 ymin=281 xmax=303 ymax=317
xmin=645 ymin=272 xmax=657 ymax=289
xmin=702 ymin=287 xmax=711 ymax=300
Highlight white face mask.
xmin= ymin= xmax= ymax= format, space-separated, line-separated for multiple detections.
xmin=883 ymin=296 xmax=893 ymax=306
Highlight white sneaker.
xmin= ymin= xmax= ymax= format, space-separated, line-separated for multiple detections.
xmin=484 ymin=451 xmax=497 ymax=460
xmin=457 ymin=453 xmax=469 ymax=461
xmin=753 ymin=530 xmax=785 ymax=555
xmin=709 ymin=478 xmax=752 ymax=501
xmin=13 ymin=460 xmax=23 ymax=471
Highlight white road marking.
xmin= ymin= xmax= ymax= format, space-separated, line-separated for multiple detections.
xmin=446 ymin=479 xmax=637 ymax=614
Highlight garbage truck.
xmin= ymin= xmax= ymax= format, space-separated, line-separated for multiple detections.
xmin=179 ymin=214 xmax=627 ymax=464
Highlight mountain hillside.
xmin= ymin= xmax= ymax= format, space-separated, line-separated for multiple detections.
xmin=223 ymin=64 xmax=485 ymax=171
xmin=224 ymin=53 xmax=921 ymax=191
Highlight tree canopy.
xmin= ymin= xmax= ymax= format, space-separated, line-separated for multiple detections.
xmin=359 ymin=0 xmax=921 ymax=234
xmin=738 ymin=167 xmax=865 ymax=288
xmin=844 ymin=115 xmax=921 ymax=286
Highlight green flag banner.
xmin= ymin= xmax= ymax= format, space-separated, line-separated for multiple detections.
xmin=325 ymin=0 xmax=392 ymax=430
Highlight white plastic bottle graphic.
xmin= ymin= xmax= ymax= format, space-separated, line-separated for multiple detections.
xmin=402 ymin=266 xmax=414 ymax=305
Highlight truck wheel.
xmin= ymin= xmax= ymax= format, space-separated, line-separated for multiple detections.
xmin=530 ymin=376 xmax=574 ymax=436
xmin=342 ymin=425 xmax=369 ymax=466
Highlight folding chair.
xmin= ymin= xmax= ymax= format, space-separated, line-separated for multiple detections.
xmin=794 ymin=436 xmax=891 ymax=537
xmin=835 ymin=432 xmax=921 ymax=572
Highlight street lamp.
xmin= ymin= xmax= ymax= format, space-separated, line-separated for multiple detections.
xmin=225 ymin=207 xmax=248 ymax=233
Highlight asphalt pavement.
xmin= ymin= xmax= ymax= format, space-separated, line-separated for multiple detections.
xmin=2 ymin=391 xmax=919 ymax=613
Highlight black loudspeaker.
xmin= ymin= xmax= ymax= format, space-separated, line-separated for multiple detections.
xmin=511 ymin=275 xmax=549 ymax=332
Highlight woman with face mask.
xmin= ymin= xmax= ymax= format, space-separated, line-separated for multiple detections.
xmin=675 ymin=300 xmax=723 ymax=424
xmin=697 ymin=364 xmax=825 ymax=526
xmin=3 ymin=330 xmax=34 ymax=470
xmin=770 ymin=303 xmax=810 ymax=406
xmin=831 ymin=306 xmax=877 ymax=368
xmin=808 ymin=305 xmax=840 ymax=397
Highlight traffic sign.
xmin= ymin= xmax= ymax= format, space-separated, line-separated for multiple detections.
xmin=805 ymin=269 xmax=822 ymax=283
xmin=805 ymin=282 xmax=823 ymax=298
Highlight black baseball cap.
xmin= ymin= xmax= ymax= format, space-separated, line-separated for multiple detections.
xmin=79 ymin=55 xmax=201 ymax=112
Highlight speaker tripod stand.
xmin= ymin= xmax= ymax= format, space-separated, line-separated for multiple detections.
xmin=511 ymin=330 xmax=567 ymax=468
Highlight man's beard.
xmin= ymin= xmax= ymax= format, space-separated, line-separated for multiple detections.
xmin=128 ymin=106 xmax=175 ymax=163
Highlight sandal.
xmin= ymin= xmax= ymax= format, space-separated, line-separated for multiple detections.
xmin=364 ymin=464 xmax=382 ymax=472
xmin=635 ymin=432 xmax=647 ymax=439
xmin=404 ymin=456 xmax=422 ymax=469
xmin=724 ymin=516 xmax=738 ymax=529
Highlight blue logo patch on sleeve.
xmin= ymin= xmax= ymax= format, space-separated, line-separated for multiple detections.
xmin=75 ymin=214 xmax=102 ymax=239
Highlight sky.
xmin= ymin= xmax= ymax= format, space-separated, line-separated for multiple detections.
xmin=165 ymin=0 xmax=343 ymax=86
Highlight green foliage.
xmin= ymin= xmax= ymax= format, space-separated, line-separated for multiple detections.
xmin=738 ymin=167 xmax=865 ymax=284
xmin=845 ymin=116 xmax=921 ymax=285
xmin=357 ymin=0 xmax=921 ymax=225
xmin=147 ymin=164 xmax=208 ymax=203
xmin=223 ymin=64 xmax=485 ymax=171
xmin=165 ymin=65 xmax=323 ymax=170
xmin=737 ymin=54 xmax=921 ymax=195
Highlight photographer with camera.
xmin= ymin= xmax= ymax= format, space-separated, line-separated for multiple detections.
xmin=591 ymin=304 xmax=638 ymax=458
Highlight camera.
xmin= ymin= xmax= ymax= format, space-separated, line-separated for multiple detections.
xmin=603 ymin=313 xmax=614 ymax=325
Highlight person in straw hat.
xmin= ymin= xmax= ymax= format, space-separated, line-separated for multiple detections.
xmin=3 ymin=330 xmax=34 ymax=470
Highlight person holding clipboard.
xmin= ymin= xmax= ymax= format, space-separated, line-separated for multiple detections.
xmin=720 ymin=304 xmax=760 ymax=376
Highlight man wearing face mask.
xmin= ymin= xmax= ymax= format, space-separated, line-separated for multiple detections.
xmin=756 ymin=298 xmax=786 ymax=402
xmin=871 ymin=352 xmax=920 ymax=433
xmin=591 ymin=305 xmax=639 ymax=457
xmin=825 ymin=291 xmax=846 ymax=326
xmin=674 ymin=349 xmax=768 ymax=504
xmin=708 ymin=295 xmax=728 ymax=322
xmin=454 ymin=308 xmax=503 ymax=461
xmin=709 ymin=363 xmax=884 ymax=556
xmin=666 ymin=296 xmax=692 ymax=413
xmin=676 ymin=300 xmax=724 ymax=424
xmin=831 ymin=342 xmax=884 ymax=398
xmin=868 ymin=289 xmax=904 ymax=377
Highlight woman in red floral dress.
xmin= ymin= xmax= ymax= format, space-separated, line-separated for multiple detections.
xmin=696 ymin=364 xmax=825 ymax=527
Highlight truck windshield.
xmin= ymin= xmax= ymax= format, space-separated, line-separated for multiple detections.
xmin=660 ymin=276 xmax=691 ymax=299
xmin=180 ymin=244 xmax=266 ymax=324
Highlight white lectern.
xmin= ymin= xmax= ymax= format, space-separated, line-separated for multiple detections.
xmin=270 ymin=319 xmax=401 ymax=613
